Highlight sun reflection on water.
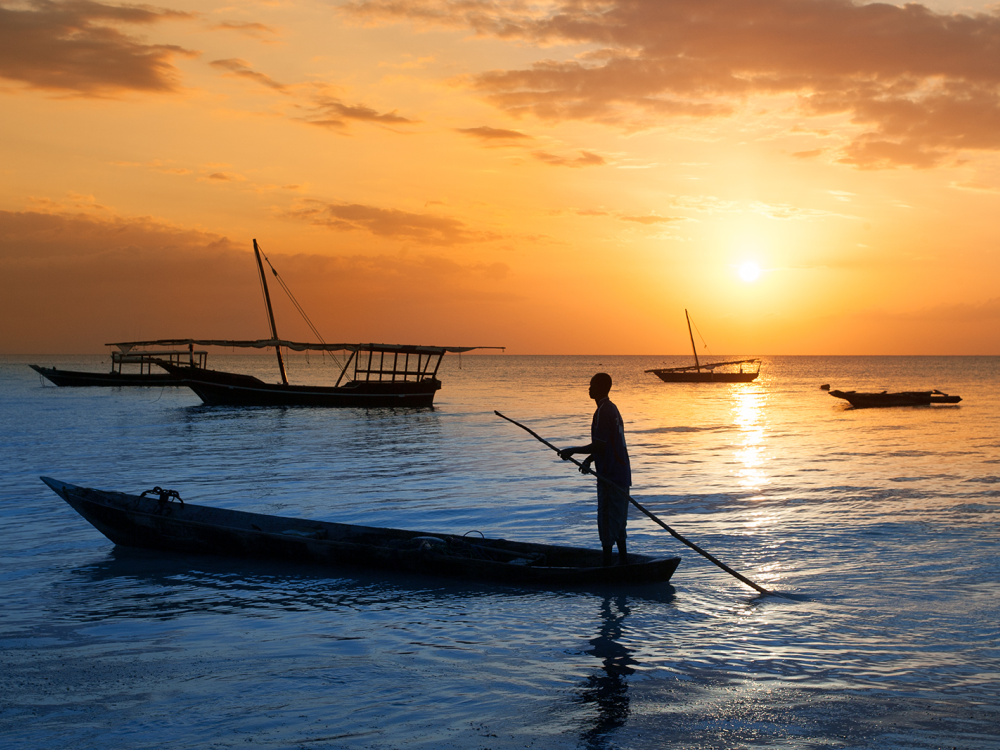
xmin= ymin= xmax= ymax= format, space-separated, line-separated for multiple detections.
xmin=730 ymin=385 xmax=769 ymax=492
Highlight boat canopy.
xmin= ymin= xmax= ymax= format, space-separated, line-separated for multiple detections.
xmin=108 ymin=339 xmax=503 ymax=355
xmin=109 ymin=339 xmax=504 ymax=387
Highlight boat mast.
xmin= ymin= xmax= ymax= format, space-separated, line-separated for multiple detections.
xmin=685 ymin=309 xmax=701 ymax=372
xmin=253 ymin=238 xmax=288 ymax=386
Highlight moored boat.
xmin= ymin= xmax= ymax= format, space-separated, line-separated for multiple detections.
xmin=829 ymin=390 xmax=962 ymax=408
xmin=646 ymin=310 xmax=760 ymax=383
xmin=40 ymin=478 xmax=681 ymax=586
xmin=116 ymin=239 xmax=501 ymax=407
xmin=29 ymin=347 xmax=208 ymax=387
xmin=151 ymin=343 xmax=466 ymax=408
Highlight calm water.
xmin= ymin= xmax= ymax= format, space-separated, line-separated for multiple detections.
xmin=2 ymin=354 xmax=999 ymax=749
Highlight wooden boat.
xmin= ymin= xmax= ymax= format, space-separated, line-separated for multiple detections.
xmin=829 ymin=390 xmax=962 ymax=408
xmin=29 ymin=347 xmax=207 ymax=388
xmin=109 ymin=239 xmax=502 ymax=407
xmin=645 ymin=310 xmax=759 ymax=383
xmin=40 ymin=478 xmax=681 ymax=586
xmin=151 ymin=343 xmax=470 ymax=407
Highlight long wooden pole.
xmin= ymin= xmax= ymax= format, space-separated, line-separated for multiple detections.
xmin=253 ymin=239 xmax=288 ymax=386
xmin=494 ymin=410 xmax=774 ymax=596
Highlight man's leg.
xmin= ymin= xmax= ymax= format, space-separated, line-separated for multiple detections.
xmin=597 ymin=483 xmax=615 ymax=566
xmin=617 ymin=536 xmax=628 ymax=565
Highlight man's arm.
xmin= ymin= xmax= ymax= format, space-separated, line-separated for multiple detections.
xmin=559 ymin=439 xmax=607 ymax=473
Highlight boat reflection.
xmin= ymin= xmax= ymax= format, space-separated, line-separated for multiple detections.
xmin=58 ymin=549 xmax=676 ymax=624
xmin=577 ymin=595 xmax=639 ymax=748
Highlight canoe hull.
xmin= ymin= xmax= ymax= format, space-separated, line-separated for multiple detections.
xmin=829 ymin=390 xmax=962 ymax=408
xmin=41 ymin=478 xmax=681 ymax=586
xmin=29 ymin=364 xmax=179 ymax=388
xmin=157 ymin=363 xmax=441 ymax=408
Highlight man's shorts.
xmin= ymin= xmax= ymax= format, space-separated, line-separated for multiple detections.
xmin=596 ymin=480 xmax=629 ymax=547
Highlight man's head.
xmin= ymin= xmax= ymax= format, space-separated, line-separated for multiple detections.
xmin=589 ymin=372 xmax=612 ymax=400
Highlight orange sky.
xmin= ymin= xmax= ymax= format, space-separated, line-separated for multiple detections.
xmin=2 ymin=0 xmax=999 ymax=355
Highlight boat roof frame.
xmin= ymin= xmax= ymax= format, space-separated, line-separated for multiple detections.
xmin=108 ymin=339 xmax=503 ymax=356
xmin=109 ymin=339 xmax=504 ymax=384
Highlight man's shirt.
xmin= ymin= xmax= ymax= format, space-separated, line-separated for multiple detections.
xmin=591 ymin=397 xmax=632 ymax=487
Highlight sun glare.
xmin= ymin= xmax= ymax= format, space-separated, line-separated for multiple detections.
xmin=739 ymin=262 xmax=761 ymax=282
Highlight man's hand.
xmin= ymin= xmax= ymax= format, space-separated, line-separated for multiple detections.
xmin=579 ymin=456 xmax=594 ymax=475
xmin=558 ymin=447 xmax=575 ymax=461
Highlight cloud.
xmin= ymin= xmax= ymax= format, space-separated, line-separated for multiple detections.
xmin=0 ymin=0 xmax=196 ymax=96
xmin=211 ymin=21 xmax=279 ymax=41
xmin=569 ymin=207 xmax=686 ymax=224
xmin=287 ymin=200 xmax=501 ymax=245
xmin=950 ymin=180 xmax=1000 ymax=192
xmin=618 ymin=213 xmax=684 ymax=225
xmin=347 ymin=0 xmax=1000 ymax=168
xmin=456 ymin=125 xmax=533 ymax=141
xmin=532 ymin=150 xmax=606 ymax=167
xmin=210 ymin=58 xmax=288 ymax=91
xmin=203 ymin=171 xmax=245 ymax=182
xmin=204 ymin=59 xmax=418 ymax=131
xmin=300 ymin=93 xmax=417 ymax=129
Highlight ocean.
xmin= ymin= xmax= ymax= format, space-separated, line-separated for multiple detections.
xmin=2 ymin=353 xmax=998 ymax=749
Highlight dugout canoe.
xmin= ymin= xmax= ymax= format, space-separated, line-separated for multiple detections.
xmin=41 ymin=478 xmax=680 ymax=586
xmin=829 ymin=389 xmax=962 ymax=408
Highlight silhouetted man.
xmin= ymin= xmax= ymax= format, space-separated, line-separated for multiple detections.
xmin=558 ymin=373 xmax=632 ymax=566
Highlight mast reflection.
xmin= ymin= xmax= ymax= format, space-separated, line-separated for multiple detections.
xmin=578 ymin=595 xmax=637 ymax=748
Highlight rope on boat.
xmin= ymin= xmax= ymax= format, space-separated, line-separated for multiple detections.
xmin=140 ymin=486 xmax=184 ymax=506
xmin=254 ymin=241 xmax=345 ymax=371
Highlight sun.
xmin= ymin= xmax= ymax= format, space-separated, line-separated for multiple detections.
xmin=739 ymin=262 xmax=761 ymax=282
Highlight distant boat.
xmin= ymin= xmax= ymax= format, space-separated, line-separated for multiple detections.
xmin=645 ymin=310 xmax=760 ymax=383
xmin=29 ymin=346 xmax=207 ymax=388
xmin=115 ymin=239 xmax=502 ymax=407
xmin=829 ymin=390 xmax=962 ymax=408
xmin=40 ymin=477 xmax=681 ymax=587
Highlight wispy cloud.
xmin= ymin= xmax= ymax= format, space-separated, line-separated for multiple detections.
xmin=211 ymin=21 xmax=279 ymax=41
xmin=303 ymin=95 xmax=416 ymax=128
xmin=204 ymin=57 xmax=418 ymax=131
xmin=210 ymin=58 xmax=288 ymax=91
xmin=456 ymin=125 xmax=533 ymax=141
xmin=287 ymin=200 xmax=501 ymax=245
xmin=532 ymin=150 xmax=606 ymax=167
xmin=618 ymin=213 xmax=684 ymax=225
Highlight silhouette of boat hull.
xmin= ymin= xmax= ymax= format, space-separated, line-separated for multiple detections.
xmin=648 ymin=369 xmax=758 ymax=383
xmin=829 ymin=390 xmax=962 ymax=408
xmin=157 ymin=361 xmax=441 ymax=408
xmin=40 ymin=478 xmax=681 ymax=586
xmin=29 ymin=365 xmax=179 ymax=387
xmin=29 ymin=347 xmax=207 ymax=388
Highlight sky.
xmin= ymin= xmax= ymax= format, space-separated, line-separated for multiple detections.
xmin=2 ymin=0 xmax=999 ymax=355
